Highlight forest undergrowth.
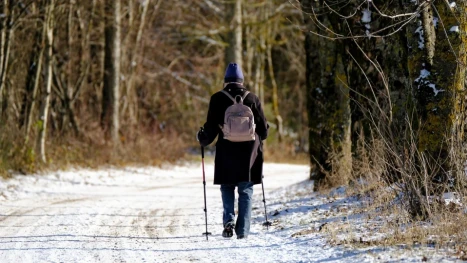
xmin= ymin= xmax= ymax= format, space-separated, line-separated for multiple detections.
xmin=0 ymin=123 xmax=307 ymax=179
xmin=316 ymin=130 xmax=467 ymax=254
xmin=0 ymin=125 xmax=187 ymax=178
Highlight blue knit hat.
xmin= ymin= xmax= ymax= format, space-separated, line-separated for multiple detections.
xmin=224 ymin=63 xmax=244 ymax=83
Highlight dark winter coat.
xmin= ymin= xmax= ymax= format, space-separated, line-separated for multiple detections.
xmin=199 ymin=83 xmax=268 ymax=185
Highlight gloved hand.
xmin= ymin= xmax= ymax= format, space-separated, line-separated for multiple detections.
xmin=196 ymin=128 xmax=209 ymax=146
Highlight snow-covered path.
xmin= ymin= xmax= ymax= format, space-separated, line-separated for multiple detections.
xmin=0 ymin=163 xmax=460 ymax=262
xmin=0 ymin=163 xmax=320 ymax=262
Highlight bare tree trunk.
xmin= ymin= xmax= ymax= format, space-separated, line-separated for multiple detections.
xmin=301 ymin=0 xmax=352 ymax=187
xmin=37 ymin=0 xmax=55 ymax=163
xmin=245 ymin=20 xmax=253 ymax=89
xmin=259 ymin=52 xmax=265 ymax=107
xmin=455 ymin=0 xmax=467 ymax=135
xmin=266 ymin=42 xmax=283 ymax=141
xmin=256 ymin=6 xmax=266 ymax=107
xmin=124 ymin=0 xmax=151 ymax=136
xmin=407 ymin=1 xmax=464 ymax=186
xmin=64 ymin=0 xmax=74 ymax=133
xmin=264 ymin=2 xmax=283 ymax=141
xmin=253 ymin=52 xmax=262 ymax=99
xmin=225 ymin=0 xmax=243 ymax=68
xmin=0 ymin=0 xmax=7 ymax=111
xmin=0 ymin=0 xmax=14 ymax=118
xmin=450 ymin=1 xmax=467 ymax=185
xmin=62 ymin=0 xmax=83 ymax=137
xmin=25 ymin=13 xmax=46 ymax=145
xmin=101 ymin=0 xmax=121 ymax=144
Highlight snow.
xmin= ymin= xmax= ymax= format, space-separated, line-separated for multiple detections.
xmin=415 ymin=26 xmax=425 ymax=49
xmin=443 ymin=192 xmax=462 ymax=205
xmin=416 ymin=68 xmax=431 ymax=81
xmin=450 ymin=26 xmax=459 ymax=33
xmin=428 ymin=83 xmax=444 ymax=96
xmin=414 ymin=69 xmax=444 ymax=96
xmin=365 ymin=30 xmax=371 ymax=38
xmin=361 ymin=9 xmax=372 ymax=23
xmin=0 ymin=163 xmax=461 ymax=262
xmin=433 ymin=17 xmax=439 ymax=28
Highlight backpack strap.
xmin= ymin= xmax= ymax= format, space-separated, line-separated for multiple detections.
xmin=221 ymin=90 xmax=250 ymax=104
xmin=242 ymin=91 xmax=250 ymax=100
xmin=220 ymin=90 xmax=236 ymax=103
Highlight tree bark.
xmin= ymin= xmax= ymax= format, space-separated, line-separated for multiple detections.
xmin=102 ymin=0 xmax=121 ymax=144
xmin=301 ymin=0 xmax=352 ymax=188
xmin=408 ymin=0 xmax=463 ymax=183
xmin=24 ymin=9 xmax=46 ymax=145
xmin=124 ymin=0 xmax=151 ymax=136
xmin=344 ymin=0 xmax=410 ymax=186
xmin=254 ymin=51 xmax=264 ymax=105
xmin=453 ymin=1 xmax=467 ymax=183
xmin=0 ymin=0 xmax=14 ymax=119
xmin=36 ymin=0 xmax=55 ymax=163
xmin=266 ymin=42 xmax=283 ymax=141
xmin=245 ymin=18 xmax=254 ymax=90
xmin=225 ymin=0 xmax=243 ymax=68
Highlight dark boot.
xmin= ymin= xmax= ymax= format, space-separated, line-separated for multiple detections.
xmin=222 ymin=222 xmax=235 ymax=238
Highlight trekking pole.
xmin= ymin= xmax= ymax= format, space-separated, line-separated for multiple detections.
xmin=261 ymin=175 xmax=272 ymax=229
xmin=201 ymin=145 xmax=212 ymax=240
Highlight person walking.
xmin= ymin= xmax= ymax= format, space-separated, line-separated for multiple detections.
xmin=197 ymin=63 xmax=268 ymax=239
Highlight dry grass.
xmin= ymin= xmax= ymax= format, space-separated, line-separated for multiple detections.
xmin=0 ymin=125 xmax=34 ymax=178
xmin=314 ymin=183 xmax=466 ymax=255
xmin=315 ymin=121 xmax=467 ymax=253
xmin=263 ymin=135 xmax=309 ymax=164
xmin=324 ymin=198 xmax=467 ymax=251
xmin=0 ymin=126 xmax=187 ymax=176
xmin=46 ymin=132 xmax=187 ymax=171
xmin=1 ymin=122 xmax=307 ymax=178
xmin=264 ymin=145 xmax=309 ymax=164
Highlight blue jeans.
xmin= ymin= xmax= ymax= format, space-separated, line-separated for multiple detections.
xmin=220 ymin=182 xmax=254 ymax=236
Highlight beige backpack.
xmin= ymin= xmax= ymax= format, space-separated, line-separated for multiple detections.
xmin=220 ymin=90 xmax=256 ymax=142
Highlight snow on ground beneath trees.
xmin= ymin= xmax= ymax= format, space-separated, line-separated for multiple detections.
xmin=0 ymin=163 xmax=463 ymax=262
xmin=450 ymin=26 xmax=460 ymax=33
xmin=361 ymin=9 xmax=372 ymax=24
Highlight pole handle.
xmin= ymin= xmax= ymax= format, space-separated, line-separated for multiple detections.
xmin=200 ymin=127 xmax=205 ymax=158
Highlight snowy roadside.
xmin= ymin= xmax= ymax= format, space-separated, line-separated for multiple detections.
xmin=0 ymin=163 xmax=463 ymax=262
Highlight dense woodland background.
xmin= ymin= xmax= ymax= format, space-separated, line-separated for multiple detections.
xmin=1 ymin=0 xmax=467 ymax=224
xmin=0 ymin=0 xmax=308 ymax=172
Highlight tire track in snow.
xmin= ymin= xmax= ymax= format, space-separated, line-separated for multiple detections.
xmin=0 ymin=163 xmax=311 ymax=262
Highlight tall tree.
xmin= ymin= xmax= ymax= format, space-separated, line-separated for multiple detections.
xmin=102 ymin=0 xmax=121 ymax=144
xmin=225 ymin=0 xmax=243 ymax=68
xmin=0 ymin=0 xmax=14 ymax=119
xmin=407 ymin=0 xmax=467 ymax=190
xmin=0 ymin=0 xmax=308 ymax=173
xmin=122 ymin=0 xmax=153 ymax=137
xmin=301 ymin=0 xmax=352 ymax=188
xmin=36 ymin=0 xmax=55 ymax=163
xmin=24 ymin=3 xmax=46 ymax=144
xmin=265 ymin=3 xmax=283 ymax=141
xmin=300 ymin=0 xmax=466 ymax=212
